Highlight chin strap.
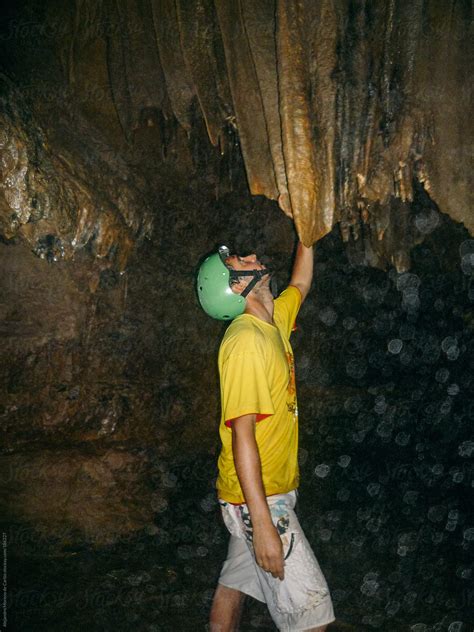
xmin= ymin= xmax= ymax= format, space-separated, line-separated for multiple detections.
xmin=228 ymin=268 xmax=270 ymax=298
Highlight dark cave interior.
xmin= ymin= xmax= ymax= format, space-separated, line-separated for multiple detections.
xmin=0 ymin=1 xmax=472 ymax=631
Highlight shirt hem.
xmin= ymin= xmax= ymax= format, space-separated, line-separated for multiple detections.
xmin=224 ymin=412 xmax=271 ymax=427
xmin=217 ymin=483 xmax=299 ymax=505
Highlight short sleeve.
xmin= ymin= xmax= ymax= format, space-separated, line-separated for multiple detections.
xmin=273 ymin=285 xmax=302 ymax=339
xmin=220 ymin=350 xmax=275 ymax=427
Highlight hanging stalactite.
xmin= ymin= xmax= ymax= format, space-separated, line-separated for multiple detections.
xmin=80 ymin=0 xmax=474 ymax=255
xmin=0 ymin=0 xmax=472 ymax=270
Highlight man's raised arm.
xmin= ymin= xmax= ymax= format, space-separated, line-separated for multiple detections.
xmin=289 ymin=241 xmax=314 ymax=303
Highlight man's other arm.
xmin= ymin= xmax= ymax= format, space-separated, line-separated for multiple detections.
xmin=289 ymin=241 xmax=314 ymax=303
xmin=231 ymin=414 xmax=284 ymax=579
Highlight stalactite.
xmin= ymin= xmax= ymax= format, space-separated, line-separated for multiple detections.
xmin=1 ymin=0 xmax=472 ymax=270
xmin=99 ymin=0 xmax=472 ymax=256
xmin=104 ymin=0 xmax=133 ymax=141
xmin=150 ymin=0 xmax=195 ymax=130
xmin=305 ymin=0 xmax=338 ymax=231
xmin=239 ymin=0 xmax=291 ymax=216
xmin=118 ymin=0 xmax=167 ymax=133
xmin=214 ymin=0 xmax=278 ymax=199
xmin=176 ymin=0 xmax=229 ymax=146
xmin=416 ymin=0 xmax=473 ymax=233
xmin=276 ymin=0 xmax=324 ymax=244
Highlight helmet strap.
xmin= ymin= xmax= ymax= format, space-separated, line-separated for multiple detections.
xmin=229 ymin=268 xmax=270 ymax=298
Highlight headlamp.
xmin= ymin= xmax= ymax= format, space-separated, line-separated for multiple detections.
xmin=218 ymin=245 xmax=230 ymax=263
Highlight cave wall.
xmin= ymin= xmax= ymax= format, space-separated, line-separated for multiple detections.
xmin=3 ymin=189 xmax=473 ymax=630
xmin=0 ymin=89 xmax=296 ymax=543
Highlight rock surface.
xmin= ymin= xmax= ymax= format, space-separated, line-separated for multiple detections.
xmin=0 ymin=447 xmax=156 ymax=545
xmin=0 ymin=1 xmax=472 ymax=265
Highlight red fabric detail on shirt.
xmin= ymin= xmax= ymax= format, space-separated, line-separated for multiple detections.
xmin=224 ymin=413 xmax=270 ymax=428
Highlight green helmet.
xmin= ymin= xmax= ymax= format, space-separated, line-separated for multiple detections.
xmin=196 ymin=246 xmax=270 ymax=321
xmin=196 ymin=247 xmax=245 ymax=320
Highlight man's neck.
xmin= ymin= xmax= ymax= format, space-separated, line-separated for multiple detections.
xmin=244 ymin=290 xmax=275 ymax=324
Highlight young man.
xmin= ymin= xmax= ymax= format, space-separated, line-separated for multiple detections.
xmin=197 ymin=242 xmax=335 ymax=632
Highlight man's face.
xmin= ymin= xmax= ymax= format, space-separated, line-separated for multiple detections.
xmin=225 ymin=253 xmax=271 ymax=293
xmin=224 ymin=253 xmax=266 ymax=272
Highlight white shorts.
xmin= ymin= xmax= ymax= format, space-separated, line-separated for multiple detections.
xmin=218 ymin=490 xmax=335 ymax=631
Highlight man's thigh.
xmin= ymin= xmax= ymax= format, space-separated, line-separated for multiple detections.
xmin=218 ymin=533 xmax=266 ymax=603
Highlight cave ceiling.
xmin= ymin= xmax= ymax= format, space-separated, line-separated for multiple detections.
xmin=0 ymin=0 xmax=472 ymax=271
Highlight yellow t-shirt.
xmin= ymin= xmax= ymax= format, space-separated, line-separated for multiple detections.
xmin=216 ymin=285 xmax=302 ymax=503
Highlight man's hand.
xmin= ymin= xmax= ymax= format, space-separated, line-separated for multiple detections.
xmin=253 ymin=523 xmax=285 ymax=580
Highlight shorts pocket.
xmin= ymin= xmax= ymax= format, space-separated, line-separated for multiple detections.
xmin=270 ymin=531 xmax=330 ymax=616
xmin=219 ymin=501 xmax=244 ymax=539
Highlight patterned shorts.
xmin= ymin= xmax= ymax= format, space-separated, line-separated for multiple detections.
xmin=218 ymin=490 xmax=335 ymax=631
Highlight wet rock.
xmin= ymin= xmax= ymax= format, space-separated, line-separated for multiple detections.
xmin=0 ymin=448 xmax=157 ymax=546
xmin=0 ymin=74 xmax=152 ymax=271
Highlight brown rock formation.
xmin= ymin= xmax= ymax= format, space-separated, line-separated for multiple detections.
xmin=1 ymin=0 xmax=471 ymax=270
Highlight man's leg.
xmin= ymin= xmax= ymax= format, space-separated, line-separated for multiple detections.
xmin=209 ymin=583 xmax=246 ymax=632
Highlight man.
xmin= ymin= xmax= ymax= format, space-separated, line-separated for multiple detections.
xmin=196 ymin=241 xmax=335 ymax=632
